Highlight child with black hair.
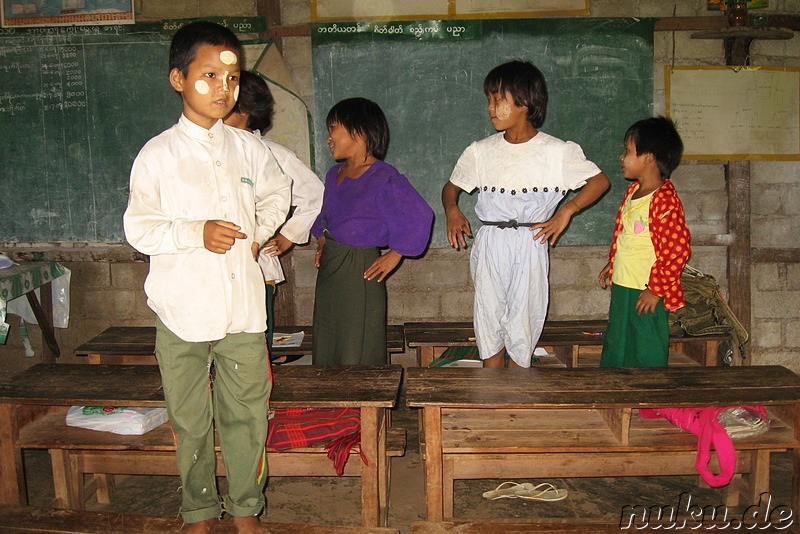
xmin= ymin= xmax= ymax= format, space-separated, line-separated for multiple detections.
xmin=443 ymin=60 xmax=609 ymax=368
xmin=598 ymin=116 xmax=691 ymax=367
xmin=224 ymin=70 xmax=324 ymax=353
xmin=311 ymin=97 xmax=433 ymax=365
xmin=123 ymin=21 xmax=290 ymax=534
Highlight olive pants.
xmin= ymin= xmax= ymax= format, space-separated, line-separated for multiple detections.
xmin=155 ymin=318 xmax=271 ymax=523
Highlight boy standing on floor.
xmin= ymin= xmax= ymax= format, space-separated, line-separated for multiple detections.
xmin=598 ymin=117 xmax=690 ymax=367
xmin=123 ymin=21 xmax=290 ymax=533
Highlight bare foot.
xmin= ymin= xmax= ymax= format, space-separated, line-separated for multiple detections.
xmin=232 ymin=515 xmax=269 ymax=534
xmin=180 ymin=518 xmax=217 ymax=533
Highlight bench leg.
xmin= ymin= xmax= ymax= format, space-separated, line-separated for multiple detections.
xmin=49 ymin=449 xmax=82 ymax=509
xmin=423 ymin=407 xmax=444 ymax=522
xmin=88 ymin=474 xmax=116 ymax=504
xmin=443 ymin=458 xmax=454 ymax=519
xmin=360 ymin=407 xmax=387 ymax=527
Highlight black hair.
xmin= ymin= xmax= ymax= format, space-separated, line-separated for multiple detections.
xmin=169 ymin=21 xmax=242 ymax=76
xmin=229 ymin=70 xmax=275 ymax=132
xmin=326 ymin=97 xmax=389 ymax=160
xmin=483 ymin=60 xmax=548 ymax=128
xmin=624 ymin=117 xmax=684 ymax=179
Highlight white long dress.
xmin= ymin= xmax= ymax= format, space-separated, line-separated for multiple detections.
xmin=449 ymin=131 xmax=601 ymax=367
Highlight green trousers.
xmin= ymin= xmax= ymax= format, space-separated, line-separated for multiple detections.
xmin=312 ymin=235 xmax=387 ymax=365
xmin=155 ymin=318 xmax=271 ymax=523
xmin=600 ymin=284 xmax=670 ymax=368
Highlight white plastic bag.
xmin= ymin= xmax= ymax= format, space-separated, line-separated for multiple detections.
xmin=66 ymin=406 xmax=169 ymax=435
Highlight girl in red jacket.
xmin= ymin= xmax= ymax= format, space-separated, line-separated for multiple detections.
xmin=598 ymin=117 xmax=690 ymax=367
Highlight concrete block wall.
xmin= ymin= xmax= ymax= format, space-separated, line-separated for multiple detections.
xmin=2 ymin=0 xmax=798 ymax=374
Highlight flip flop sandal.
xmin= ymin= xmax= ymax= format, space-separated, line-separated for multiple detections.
xmin=481 ymin=481 xmax=534 ymax=500
xmin=514 ymin=482 xmax=568 ymax=501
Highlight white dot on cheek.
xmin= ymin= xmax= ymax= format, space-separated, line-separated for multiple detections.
xmin=496 ymin=103 xmax=512 ymax=120
xmin=194 ymin=80 xmax=210 ymax=95
xmin=220 ymin=50 xmax=237 ymax=65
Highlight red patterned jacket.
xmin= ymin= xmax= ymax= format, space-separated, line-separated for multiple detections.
xmin=607 ymin=180 xmax=691 ymax=311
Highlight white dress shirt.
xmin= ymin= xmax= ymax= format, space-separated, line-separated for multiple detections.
xmin=254 ymin=133 xmax=324 ymax=283
xmin=124 ymin=115 xmax=291 ymax=342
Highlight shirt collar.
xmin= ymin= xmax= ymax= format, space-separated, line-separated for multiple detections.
xmin=178 ymin=114 xmax=225 ymax=141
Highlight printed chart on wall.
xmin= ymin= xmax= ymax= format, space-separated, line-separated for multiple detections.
xmin=312 ymin=18 xmax=655 ymax=247
xmin=0 ymin=25 xmax=309 ymax=243
xmin=667 ymin=66 xmax=800 ymax=160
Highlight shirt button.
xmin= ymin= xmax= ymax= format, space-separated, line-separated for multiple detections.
xmin=215 ymin=161 xmax=222 ymax=166
xmin=221 ymin=196 xmax=227 ymax=201
xmin=230 ymin=273 xmax=235 ymax=280
xmin=208 ymin=132 xmax=214 ymax=139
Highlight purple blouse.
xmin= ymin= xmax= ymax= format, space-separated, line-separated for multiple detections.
xmin=311 ymin=160 xmax=433 ymax=257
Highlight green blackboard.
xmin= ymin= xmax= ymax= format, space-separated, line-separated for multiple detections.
xmin=312 ymin=18 xmax=655 ymax=247
xmin=0 ymin=24 xmax=180 ymax=243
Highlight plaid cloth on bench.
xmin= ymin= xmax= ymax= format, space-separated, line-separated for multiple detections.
xmin=266 ymin=407 xmax=365 ymax=475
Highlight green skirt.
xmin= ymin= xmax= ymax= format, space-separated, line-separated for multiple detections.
xmin=312 ymin=236 xmax=387 ymax=365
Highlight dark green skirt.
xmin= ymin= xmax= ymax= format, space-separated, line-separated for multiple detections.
xmin=312 ymin=236 xmax=387 ymax=365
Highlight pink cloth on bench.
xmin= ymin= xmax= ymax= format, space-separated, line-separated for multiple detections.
xmin=266 ymin=407 xmax=364 ymax=475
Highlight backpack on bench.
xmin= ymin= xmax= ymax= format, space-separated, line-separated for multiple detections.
xmin=668 ymin=265 xmax=748 ymax=366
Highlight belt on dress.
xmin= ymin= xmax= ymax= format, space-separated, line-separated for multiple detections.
xmin=480 ymin=219 xmax=540 ymax=229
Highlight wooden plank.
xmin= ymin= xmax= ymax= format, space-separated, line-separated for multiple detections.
xmin=0 ymin=364 xmax=403 ymax=408
xmin=412 ymin=518 xmax=746 ymax=533
xmin=74 ymin=325 xmax=406 ymax=360
xmin=0 ymin=506 xmax=399 ymax=534
xmin=406 ymin=366 xmax=800 ymax=409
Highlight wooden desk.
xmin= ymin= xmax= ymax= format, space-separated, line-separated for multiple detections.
xmin=404 ymin=320 xmax=727 ymax=367
xmin=406 ymin=365 xmax=800 ymax=521
xmin=0 ymin=363 xmax=403 ymax=527
xmin=74 ymin=324 xmax=406 ymax=364
xmin=0 ymin=261 xmax=69 ymax=362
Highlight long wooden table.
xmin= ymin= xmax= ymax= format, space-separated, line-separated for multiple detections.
xmin=404 ymin=320 xmax=728 ymax=367
xmin=406 ymin=365 xmax=800 ymax=522
xmin=0 ymin=364 xmax=403 ymax=527
xmin=74 ymin=324 xmax=406 ymax=364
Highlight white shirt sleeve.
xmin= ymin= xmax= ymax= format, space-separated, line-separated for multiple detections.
xmin=561 ymin=140 xmax=602 ymax=191
xmin=253 ymin=144 xmax=293 ymax=246
xmin=448 ymin=141 xmax=480 ymax=193
xmin=124 ymin=145 xmax=207 ymax=256
xmin=262 ymin=138 xmax=324 ymax=245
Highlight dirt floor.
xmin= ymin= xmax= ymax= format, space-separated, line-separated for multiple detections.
xmin=21 ymin=395 xmax=793 ymax=533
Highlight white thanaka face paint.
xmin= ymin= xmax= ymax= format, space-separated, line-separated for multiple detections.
xmin=222 ymin=71 xmax=229 ymax=92
xmin=194 ymin=79 xmax=210 ymax=95
xmin=495 ymin=102 xmax=512 ymax=121
xmin=220 ymin=50 xmax=237 ymax=65
xmin=233 ymin=84 xmax=239 ymax=101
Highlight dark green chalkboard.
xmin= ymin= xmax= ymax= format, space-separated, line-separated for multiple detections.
xmin=312 ymin=18 xmax=655 ymax=247
xmin=0 ymin=24 xmax=180 ymax=243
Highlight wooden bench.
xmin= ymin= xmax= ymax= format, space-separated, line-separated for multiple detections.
xmin=404 ymin=320 xmax=728 ymax=367
xmin=74 ymin=325 xmax=406 ymax=364
xmin=411 ymin=519 xmax=749 ymax=533
xmin=405 ymin=365 xmax=800 ymax=522
xmin=0 ymin=364 xmax=404 ymax=528
xmin=0 ymin=505 xmax=400 ymax=533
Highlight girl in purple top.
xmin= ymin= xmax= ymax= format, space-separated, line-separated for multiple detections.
xmin=311 ymin=98 xmax=433 ymax=365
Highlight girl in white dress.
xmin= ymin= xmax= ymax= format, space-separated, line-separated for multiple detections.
xmin=442 ymin=60 xmax=610 ymax=368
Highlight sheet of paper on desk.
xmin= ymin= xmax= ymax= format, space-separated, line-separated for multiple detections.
xmin=273 ymin=331 xmax=304 ymax=347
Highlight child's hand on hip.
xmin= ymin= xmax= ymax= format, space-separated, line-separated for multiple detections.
xmin=636 ymin=288 xmax=660 ymax=314
xmin=445 ymin=208 xmax=472 ymax=250
xmin=598 ymin=262 xmax=611 ymax=289
xmin=204 ymin=220 xmax=246 ymax=254
xmin=263 ymin=233 xmax=294 ymax=256
xmin=364 ymin=250 xmax=403 ymax=282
